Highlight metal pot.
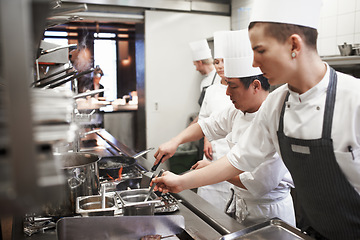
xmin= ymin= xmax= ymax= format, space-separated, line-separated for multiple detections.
xmin=117 ymin=188 xmax=161 ymax=216
xmin=43 ymin=152 xmax=100 ymax=217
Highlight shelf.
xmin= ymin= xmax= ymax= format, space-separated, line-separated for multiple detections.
xmin=321 ymin=55 xmax=360 ymax=66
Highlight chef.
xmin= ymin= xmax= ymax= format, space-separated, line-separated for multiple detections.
xmin=153 ymin=0 xmax=360 ymax=239
xmin=154 ymin=29 xmax=295 ymax=225
xmin=194 ymin=31 xmax=233 ymax=211
xmin=188 ymin=39 xmax=221 ymax=106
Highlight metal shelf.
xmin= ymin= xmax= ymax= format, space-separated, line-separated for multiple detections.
xmin=321 ymin=55 xmax=360 ymax=66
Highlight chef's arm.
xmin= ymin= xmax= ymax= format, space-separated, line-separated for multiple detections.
xmin=154 ymin=123 xmax=204 ymax=164
xmin=227 ymin=176 xmax=247 ymax=189
xmin=153 ymin=156 xmax=242 ymax=193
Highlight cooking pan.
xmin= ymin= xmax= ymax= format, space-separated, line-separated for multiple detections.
xmin=98 ymin=155 xmax=135 ymax=178
xmin=98 ymin=148 xmax=154 ymax=179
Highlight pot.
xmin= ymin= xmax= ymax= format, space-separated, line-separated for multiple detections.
xmin=43 ymin=152 xmax=100 ymax=217
xmin=116 ymin=188 xmax=161 ymax=216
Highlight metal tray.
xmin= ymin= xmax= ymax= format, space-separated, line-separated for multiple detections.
xmin=57 ymin=215 xmax=185 ymax=240
xmin=220 ymin=218 xmax=314 ymax=240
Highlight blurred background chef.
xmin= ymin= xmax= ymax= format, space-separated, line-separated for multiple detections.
xmin=89 ymin=66 xmax=105 ymax=99
xmin=193 ymin=31 xmax=233 ymax=211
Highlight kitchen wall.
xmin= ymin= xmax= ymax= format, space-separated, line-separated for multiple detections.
xmin=231 ymin=0 xmax=360 ymax=56
xmin=145 ymin=10 xmax=230 ymax=165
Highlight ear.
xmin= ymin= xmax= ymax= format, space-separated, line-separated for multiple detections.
xmin=252 ymin=79 xmax=261 ymax=92
xmin=289 ymin=34 xmax=302 ymax=55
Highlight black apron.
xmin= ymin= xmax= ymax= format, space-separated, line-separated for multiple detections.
xmin=198 ymin=72 xmax=217 ymax=106
xmin=277 ymin=68 xmax=360 ymax=240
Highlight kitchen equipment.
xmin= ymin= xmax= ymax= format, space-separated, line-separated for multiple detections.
xmin=117 ymin=188 xmax=161 ymax=216
xmin=42 ymin=152 xmax=100 ymax=217
xmin=98 ymin=148 xmax=154 ymax=179
xmin=144 ymin=169 xmax=164 ymax=201
xmin=353 ymin=43 xmax=360 ymax=56
xmin=57 ymin=215 xmax=186 ymax=240
xmin=220 ymin=218 xmax=313 ymax=240
xmin=143 ymin=156 xmax=164 ymax=179
xmin=338 ymin=42 xmax=353 ymax=56
xmin=76 ymin=195 xmax=118 ymax=217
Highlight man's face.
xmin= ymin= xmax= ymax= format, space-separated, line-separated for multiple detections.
xmin=225 ymin=78 xmax=255 ymax=113
xmin=193 ymin=61 xmax=206 ymax=75
xmin=214 ymin=58 xmax=224 ymax=79
xmin=249 ymin=24 xmax=293 ymax=86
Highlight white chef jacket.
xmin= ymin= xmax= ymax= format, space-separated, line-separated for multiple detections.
xmin=227 ymin=62 xmax=360 ymax=196
xmin=200 ymin=68 xmax=221 ymax=92
xmin=197 ymin=83 xmax=233 ymax=211
xmin=199 ymin=105 xmax=295 ymax=225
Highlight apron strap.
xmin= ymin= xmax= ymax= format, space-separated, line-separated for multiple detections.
xmin=322 ymin=67 xmax=337 ymax=139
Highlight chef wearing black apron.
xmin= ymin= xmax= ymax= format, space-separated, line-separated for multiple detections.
xmin=277 ymin=68 xmax=360 ymax=239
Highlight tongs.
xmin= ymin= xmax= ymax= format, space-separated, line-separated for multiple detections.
xmin=144 ymin=169 xmax=164 ymax=202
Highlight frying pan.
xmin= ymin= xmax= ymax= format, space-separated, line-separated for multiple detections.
xmin=98 ymin=148 xmax=154 ymax=179
xmin=98 ymin=155 xmax=135 ymax=179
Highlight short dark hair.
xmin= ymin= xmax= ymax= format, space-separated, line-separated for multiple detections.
xmin=240 ymin=74 xmax=270 ymax=91
xmin=248 ymin=22 xmax=318 ymax=50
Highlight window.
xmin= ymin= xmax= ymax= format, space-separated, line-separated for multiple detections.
xmin=94 ymin=38 xmax=117 ymax=101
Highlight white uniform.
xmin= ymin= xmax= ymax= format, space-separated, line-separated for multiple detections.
xmin=227 ymin=63 xmax=360 ymax=195
xmin=199 ymin=105 xmax=296 ymax=225
xmin=200 ymin=69 xmax=220 ymax=92
xmin=197 ymin=83 xmax=233 ymax=211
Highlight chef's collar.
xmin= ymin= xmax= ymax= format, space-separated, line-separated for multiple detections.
xmin=243 ymin=110 xmax=257 ymax=120
xmin=288 ymin=62 xmax=330 ymax=103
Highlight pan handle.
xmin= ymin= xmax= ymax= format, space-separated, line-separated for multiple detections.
xmin=132 ymin=147 xmax=154 ymax=159
xmin=151 ymin=155 xmax=164 ymax=172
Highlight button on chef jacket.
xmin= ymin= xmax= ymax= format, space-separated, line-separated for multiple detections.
xmin=199 ymin=104 xmax=295 ymax=225
xmin=197 ymin=83 xmax=233 ymax=211
xmin=227 ymin=63 xmax=360 ymax=195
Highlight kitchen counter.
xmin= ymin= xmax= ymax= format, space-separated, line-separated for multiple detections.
xmin=14 ymin=129 xmax=247 ymax=240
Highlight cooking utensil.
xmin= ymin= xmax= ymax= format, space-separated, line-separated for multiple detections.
xmin=143 ymin=156 xmax=164 ymax=179
xmin=40 ymin=43 xmax=77 ymax=55
xmin=116 ymin=188 xmax=161 ymax=216
xmin=98 ymin=155 xmax=136 ymax=178
xmin=47 ymin=68 xmax=95 ymax=89
xmin=144 ymin=169 xmax=164 ymax=202
xmin=132 ymin=147 xmax=154 ymax=159
xmin=338 ymin=42 xmax=353 ymax=56
xmin=98 ymin=147 xmax=155 ymax=178
xmin=43 ymin=152 xmax=100 ymax=217
xmin=31 ymin=66 xmax=74 ymax=87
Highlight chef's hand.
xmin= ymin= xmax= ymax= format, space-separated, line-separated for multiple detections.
xmin=154 ymin=139 xmax=179 ymax=164
xmin=191 ymin=159 xmax=211 ymax=170
xmin=203 ymin=137 xmax=213 ymax=160
xmin=151 ymin=171 xmax=184 ymax=193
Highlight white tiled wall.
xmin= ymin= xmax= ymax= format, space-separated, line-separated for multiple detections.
xmin=231 ymin=0 xmax=360 ymax=57
xmin=318 ymin=0 xmax=360 ymax=56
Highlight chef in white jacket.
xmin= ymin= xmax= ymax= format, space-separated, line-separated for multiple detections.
xmin=189 ymin=39 xmax=221 ymax=106
xmin=154 ymin=30 xmax=295 ymax=226
xmin=153 ymin=0 xmax=360 ymax=239
xmin=195 ymin=31 xmax=233 ymax=211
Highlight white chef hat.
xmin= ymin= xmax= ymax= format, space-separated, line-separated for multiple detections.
xmin=224 ymin=29 xmax=262 ymax=78
xmin=189 ymin=39 xmax=212 ymax=61
xmin=213 ymin=31 xmax=227 ymax=59
xmin=250 ymin=0 xmax=322 ymax=29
